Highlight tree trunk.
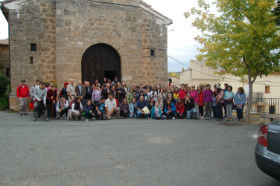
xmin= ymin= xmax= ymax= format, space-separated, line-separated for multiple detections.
xmin=246 ymin=75 xmax=253 ymax=122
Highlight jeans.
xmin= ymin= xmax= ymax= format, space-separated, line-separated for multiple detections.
xmin=199 ymin=106 xmax=204 ymax=117
xmin=187 ymin=108 xmax=197 ymax=119
xmin=19 ymin=97 xmax=28 ymax=114
xmin=205 ymin=102 xmax=212 ymax=118
xmin=33 ymin=101 xmax=47 ymax=119
xmin=212 ymin=106 xmax=217 ymax=118
xmin=216 ymin=102 xmax=223 ymax=119
xmin=226 ymin=103 xmax=233 ymax=118
xmin=236 ymin=105 xmax=244 ymax=120
xmin=137 ymin=110 xmax=148 ymax=118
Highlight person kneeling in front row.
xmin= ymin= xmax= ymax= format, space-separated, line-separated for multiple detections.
xmin=136 ymin=95 xmax=149 ymax=119
xmin=56 ymin=96 xmax=69 ymax=119
xmin=105 ymin=93 xmax=120 ymax=120
xmin=67 ymin=97 xmax=83 ymax=120
xmin=184 ymin=94 xmax=197 ymax=119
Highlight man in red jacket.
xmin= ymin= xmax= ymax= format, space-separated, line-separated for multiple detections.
xmin=17 ymin=80 xmax=30 ymax=115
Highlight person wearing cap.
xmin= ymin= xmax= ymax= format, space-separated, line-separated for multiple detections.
xmin=59 ymin=82 xmax=69 ymax=100
xmin=16 ymin=80 xmax=30 ymax=116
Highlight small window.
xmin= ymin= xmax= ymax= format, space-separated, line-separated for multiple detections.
xmin=31 ymin=43 xmax=37 ymax=51
xmin=6 ymin=68 xmax=10 ymax=78
xmin=30 ymin=57 xmax=34 ymax=64
xmin=150 ymin=49 xmax=155 ymax=57
xmin=265 ymin=86 xmax=270 ymax=94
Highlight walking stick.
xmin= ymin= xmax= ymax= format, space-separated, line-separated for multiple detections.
xmin=52 ymin=99 xmax=54 ymax=120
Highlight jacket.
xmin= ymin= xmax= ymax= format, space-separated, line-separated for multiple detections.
xmin=175 ymin=102 xmax=185 ymax=115
xmin=47 ymin=89 xmax=57 ymax=103
xmin=203 ymin=89 xmax=212 ymax=103
xmin=75 ymin=85 xmax=85 ymax=97
xmin=33 ymin=87 xmax=47 ymax=104
xmin=178 ymin=90 xmax=186 ymax=100
xmin=17 ymin=85 xmax=30 ymax=98
xmin=190 ymin=90 xmax=198 ymax=103
xmin=185 ymin=98 xmax=195 ymax=111
xmin=151 ymin=106 xmax=162 ymax=119
xmin=164 ymin=102 xmax=176 ymax=113
xmin=84 ymin=104 xmax=93 ymax=113
xmin=198 ymin=92 xmax=204 ymax=106
xmin=92 ymin=88 xmax=102 ymax=102
xmin=234 ymin=93 xmax=246 ymax=105
xmin=56 ymin=100 xmax=69 ymax=112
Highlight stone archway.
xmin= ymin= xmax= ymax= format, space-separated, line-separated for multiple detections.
xmin=81 ymin=43 xmax=121 ymax=83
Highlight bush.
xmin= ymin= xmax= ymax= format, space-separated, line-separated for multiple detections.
xmin=0 ymin=73 xmax=9 ymax=97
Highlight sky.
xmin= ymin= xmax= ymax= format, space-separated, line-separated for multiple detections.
xmin=0 ymin=0 xmax=201 ymax=72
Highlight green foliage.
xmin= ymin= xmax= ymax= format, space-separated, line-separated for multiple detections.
xmin=273 ymin=0 xmax=280 ymax=25
xmin=185 ymin=0 xmax=280 ymax=81
xmin=0 ymin=72 xmax=9 ymax=97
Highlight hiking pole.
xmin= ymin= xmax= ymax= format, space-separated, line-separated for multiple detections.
xmin=52 ymin=100 xmax=54 ymax=120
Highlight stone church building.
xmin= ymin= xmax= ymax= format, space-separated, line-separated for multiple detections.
xmin=1 ymin=0 xmax=172 ymax=110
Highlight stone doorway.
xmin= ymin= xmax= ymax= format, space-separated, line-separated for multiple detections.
xmin=81 ymin=43 xmax=121 ymax=83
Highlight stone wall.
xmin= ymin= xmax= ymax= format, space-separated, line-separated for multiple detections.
xmin=8 ymin=0 xmax=56 ymax=110
xmin=55 ymin=0 xmax=143 ymax=88
xmin=0 ymin=45 xmax=9 ymax=76
xmin=8 ymin=0 xmax=56 ymax=92
xmin=141 ymin=10 xmax=168 ymax=87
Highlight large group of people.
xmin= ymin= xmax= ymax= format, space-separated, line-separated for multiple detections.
xmin=16 ymin=77 xmax=247 ymax=122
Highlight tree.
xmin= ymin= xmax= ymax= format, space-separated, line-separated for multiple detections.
xmin=273 ymin=0 xmax=280 ymax=25
xmin=185 ymin=0 xmax=280 ymax=121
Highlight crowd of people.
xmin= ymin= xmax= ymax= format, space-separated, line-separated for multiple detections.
xmin=16 ymin=77 xmax=247 ymax=122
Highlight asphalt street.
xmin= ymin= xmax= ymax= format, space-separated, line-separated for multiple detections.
xmin=0 ymin=111 xmax=279 ymax=186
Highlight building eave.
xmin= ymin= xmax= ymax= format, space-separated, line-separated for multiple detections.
xmin=140 ymin=1 xmax=173 ymax=25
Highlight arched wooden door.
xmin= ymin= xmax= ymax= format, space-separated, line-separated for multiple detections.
xmin=81 ymin=43 xmax=121 ymax=83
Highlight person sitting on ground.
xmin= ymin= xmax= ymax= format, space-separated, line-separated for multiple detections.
xmin=33 ymin=82 xmax=48 ymax=121
xmin=184 ymin=94 xmax=197 ymax=119
xmin=83 ymin=100 xmax=95 ymax=121
xmin=56 ymin=96 xmax=69 ymax=119
xmin=120 ymin=97 xmax=129 ymax=118
xmin=136 ymin=95 xmax=149 ymax=119
xmin=17 ymin=80 xmax=30 ymax=116
xmin=95 ymin=97 xmax=105 ymax=120
xmin=129 ymin=97 xmax=137 ymax=118
xmin=68 ymin=96 xmax=83 ymax=120
xmin=164 ymin=99 xmax=176 ymax=120
xmin=147 ymin=99 xmax=155 ymax=115
xmin=105 ymin=93 xmax=120 ymax=120
xmin=151 ymin=101 xmax=165 ymax=120
xmin=175 ymin=97 xmax=185 ymax=119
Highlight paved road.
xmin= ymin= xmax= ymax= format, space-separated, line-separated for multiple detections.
xmin=0 ymin=112 xmax=279 ymax=186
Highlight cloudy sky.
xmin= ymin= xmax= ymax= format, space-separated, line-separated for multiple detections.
xmin=0 ymin=0 xmax=200 ymax=72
